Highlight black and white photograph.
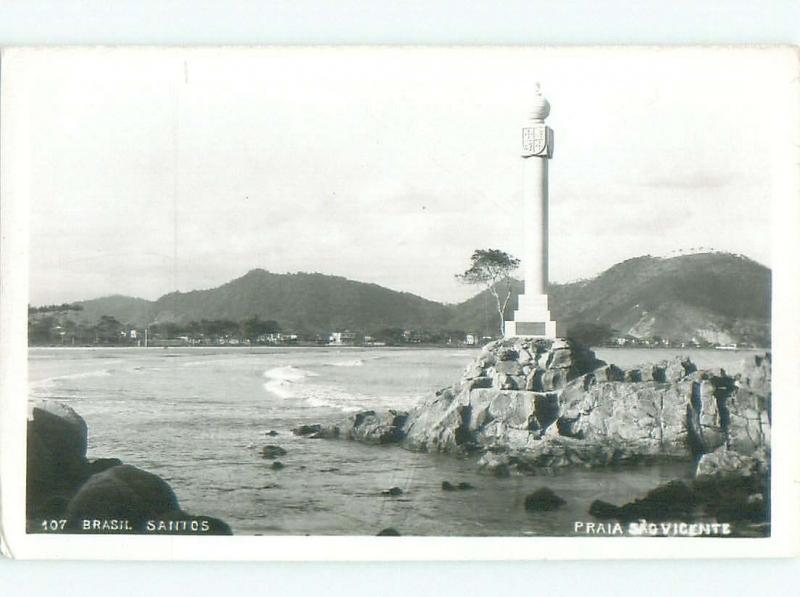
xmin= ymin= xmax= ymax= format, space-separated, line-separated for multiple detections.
xmin=1 ymin=45 xmax=797 ymax=559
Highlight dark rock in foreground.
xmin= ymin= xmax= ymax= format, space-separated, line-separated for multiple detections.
xmin=86 ymin=457 xmax=123 ymax=476
xmin=589 ymin=480 xmax=697 ymax=523
xmin=382 ymin=486 xmax=403 ymax=496
xmin=377 ymin=527 xmax=401 ymax=536
xmin=525 ymin=487 xmax=567 ymax=512
xmin=66 ymin=464 xmax=180 ymax=530
xmin=27 ymin=401 xmax=89 ymax=515
xmin=27 ymin=399 xmax=231 ymax=534
xmin=588 ymin=470 xmax=769 ymax=536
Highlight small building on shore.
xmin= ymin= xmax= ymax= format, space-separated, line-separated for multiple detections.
xmin=329 ymin=331 xmax=357 ymax=346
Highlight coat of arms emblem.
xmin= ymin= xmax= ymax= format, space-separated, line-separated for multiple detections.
xmin=522 ymin=126 xmax=548 ymax=156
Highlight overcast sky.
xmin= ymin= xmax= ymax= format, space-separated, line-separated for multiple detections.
xmin=14 ymin=47 xmax=792 ymax=305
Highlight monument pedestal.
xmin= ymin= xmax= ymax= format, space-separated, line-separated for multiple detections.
xmin=505 ymin=293 xmax=561 ymax=338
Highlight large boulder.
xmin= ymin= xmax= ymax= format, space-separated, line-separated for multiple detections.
xmin=589 ymin=480 xmax=697 ymax=523
xmin=590 ymin=465 xmax=769 ymax=536
xmin=26 ymin=400 xmax=232 ymax=534
xmin=65 ymin=464 xmax=179 ymax=531
xmin=347 ymin=410 xmax=408 ymax=445
xmin=27 ymin=400 xmax=90 ymax=517
xmin=65 ymin=464 xmax=233 ymax=535
xmin=555 ymin=378 xmax=690 ymax=456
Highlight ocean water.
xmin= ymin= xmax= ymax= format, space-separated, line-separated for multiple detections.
xmin=28 ymin=346 xmax=762 ymax=536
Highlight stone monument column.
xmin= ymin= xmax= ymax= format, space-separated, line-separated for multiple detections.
xmin=505 ymin=84 xmax=560 ymax=338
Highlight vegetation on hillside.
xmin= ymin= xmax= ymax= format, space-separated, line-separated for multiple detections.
xmin=28 ymin=252 xmax=771 ymax=347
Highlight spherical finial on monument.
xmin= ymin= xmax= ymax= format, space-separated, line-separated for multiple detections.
xmin=528 ymin=82 xmax=550 ymax=122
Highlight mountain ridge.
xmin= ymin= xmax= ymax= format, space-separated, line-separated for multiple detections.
xmin=65 ymin=252 xmax=771 ymax=345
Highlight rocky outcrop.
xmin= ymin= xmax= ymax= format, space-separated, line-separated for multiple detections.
xmin=27 ymin=399 xmax=231 ymax=534
xmin=696 ymin=447 xmax=769 ymax=479
xmin=310 ymin=338 xmax=770 ymax=478
xmin=584 ymin=353 xmax=772 ymax=537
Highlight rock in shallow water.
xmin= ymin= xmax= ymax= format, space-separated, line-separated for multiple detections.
xmin=292 ymin=424 xmax=321 ymax=436
xmin=524 ymin=487 xmax=566 ymax=512
xmin=440 ymin=481 xmax=475 ymax=491
xmin=588 ymin=470 xmax=769 ymax=535
xmin=588 ymin=480 xmax=696 ymax=523
xmin=261 ymin=445 xmax=287 ymax=459
xmin=348 ymin=410 xmax=408 ymax=444
xmin=294 ymin=423 xmax=341 ymax=438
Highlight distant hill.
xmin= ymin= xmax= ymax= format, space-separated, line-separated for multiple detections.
xmin=67 ymin=252 xmax=771 ymax=346
xmin=149 ymin=269 xmax=450 ymax=334
xmin=74 ymin=270 xmax=449 ymax=335
xmin=73 ymin=295 xmax=155 ymax=328
xmin=449 ymin=252 xmax=771 ymax=346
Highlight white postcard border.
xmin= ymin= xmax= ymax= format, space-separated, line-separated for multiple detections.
xmin=2 ymin=46 xmax=799 ymax=561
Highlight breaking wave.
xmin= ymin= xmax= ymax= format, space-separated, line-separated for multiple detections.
xmin=263 ymin=365 xmax=318 ymax=382
xmin=262 ymin=365 xmax=319 ymax=400
xmin=261 ymin=364 xmax=370 ymax=412
xmin=324 ymin=358 xmax=364 ymax=368
xmin=30 ymin=369 xmax=113 ymax=392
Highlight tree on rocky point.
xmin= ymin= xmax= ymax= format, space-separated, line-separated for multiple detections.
xmin=456 ymin=249 xmax=520 ymax=336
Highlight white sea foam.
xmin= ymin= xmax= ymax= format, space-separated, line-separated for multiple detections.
xmin=181 ymin=358 xmax=239 ymax=368
xmin=30 ymin=368 xmax=112 ymax=391
xmin=262 ymin=365 xmax=320 ymax=399
xmin=260 ymin=364 xmax=375 ymax=412
xmin=262 ymin=379 xmax=296 ymax=399
xmin=262 ymin=365 xmax=319 ymax=382
xmin=303 ymin=393 xmax=363 ymax=412
xmin=325 ymin=358 xmax=364 ymax=368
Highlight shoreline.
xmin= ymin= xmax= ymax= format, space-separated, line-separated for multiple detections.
xmin=27 ymin=344 xmax=771 ymax=352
